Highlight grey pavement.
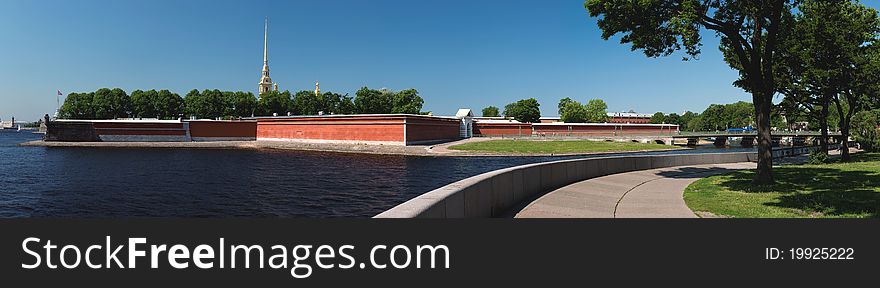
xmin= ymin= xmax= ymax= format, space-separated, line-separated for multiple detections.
xmin=514 ymin=162 xmax=756 ymax=218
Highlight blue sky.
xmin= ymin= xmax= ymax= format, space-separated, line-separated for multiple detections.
xmin=3 ymin=0 xmax=878 ymax=121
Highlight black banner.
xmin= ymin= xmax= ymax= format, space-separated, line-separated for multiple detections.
xmin=1 ymin=219 xmax=876 ymax=286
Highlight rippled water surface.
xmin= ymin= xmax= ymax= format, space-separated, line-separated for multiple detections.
xmin=0 ymin=131 xmax=753 ymax=217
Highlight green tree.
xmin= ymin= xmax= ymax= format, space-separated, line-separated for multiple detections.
xmin=557 ymin=97 xmax=575 ymax=115
xmin=482 ymin=106 xmax=500 ymax=117
xmin=390 ymin=89 xmax=424 ymax=114
xmin=585 ymin=0 xmax=796 ymax=183
xmin=560 ymin=101 xmax=587 ymax=123
xmin=293 ymin=90 xmax=321 ymax=115
xmin=92 ymin=88 xmax=131 ymax=119
xmin=649 ymin=112 xmax=666 ymax=124
xmin=184 ymin=89 xmax=224 ymax=119
xmin=680 ymin=111 xmax=698 ymax=131
xmin=780 ymin=0 xmax=880 ymax=161
xmin=156 ymin=90 xmax=184 ymax=119
xmin=583 ymin=99 xmax=609 ymax=122
xmin=503 ymin=98 xmax=541 ymax=123
xmin=59 ymin=92 xmax=95 ymax=119
xmin=665 ymin=113 xmax=682 ymax=126
xmin=256 ymin=90 xmax=294 ymax=116
xmin=222 ymin=91 xmax=257 ymax=118
xmin=325 ymin=92 xmax=356 ymax=114
xmin=852 ymin=110 xmax=880 ymax=151
xmin=354 ymin=87 xmax=392 ymax=114
xmin=130 ymin=89 xmax=157 ymax=118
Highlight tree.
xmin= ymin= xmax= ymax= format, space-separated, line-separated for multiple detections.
xmin=130 ymin=90 xmax=158 ymax=118
xmin=852 ymin=110 xmax=880 ymax=151
xmin=256 ymin=90 xmax=293 ymax=116
xmin=779 ymin=0 xmax=880 ymax=161
xmin=293 ymin=90 xmax=321 ymax=115
xmin=650 ymin=112 xmax=666 ymax=124
xmin=666 ymin=113 xmax=682 ymax=126
xmin=560 ymin=101 xmax=587 ymax=123
xmin=390 ymin=89 xmax=424 ymax=114
xmin=503 ymin=98 xmax=541 ymax=123
xmin=482 ymin=106 xmax=500 ymax=117
xmin=319 ymin=92 xmax=355 ymax=115
xmin=222 ymin=91 xmax=257 ymax=118
xmin=680 ymin=111 xmax=698 ymax=131
xmin=353 ymin=87 xmax=423 ymax=114
xmin=59 ymin=92 xmax=95 ymax=119
xmin=557 ymin=97 xmax=576 ymax=115
xmin=92 ymin=88 xmax=131 ymax=119
xmin=584 ymin=99 xmax=609 ymax=122
xmin=586 ymin=0 xmax=796 ymax=184
xmin=354 ymin=87 xmax=392 ymax=114
xmin=156 ymin=90 xmax=184 ymax=119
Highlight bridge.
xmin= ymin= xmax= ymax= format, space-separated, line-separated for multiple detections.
xmin=671 ymin=131 xmax=843 ymax=147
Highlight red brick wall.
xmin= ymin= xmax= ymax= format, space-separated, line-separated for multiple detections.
xmin=609 ymin=117 xmax=651 ymax=124
xmin=257 ymin=115 xmax=407 ymax=143
xmin=189 ymin=120 xmax=257 ymax=138
xmin=405 ymin=116 xmax=461 ymax=144
xmin=473 ymin=123 xmax=533 ymax=136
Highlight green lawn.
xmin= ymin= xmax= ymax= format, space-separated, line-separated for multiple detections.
xmin=447 ymin=139 xmax=675 ymax=154
xmin=684 ymin=153 xmax=880 ymax=218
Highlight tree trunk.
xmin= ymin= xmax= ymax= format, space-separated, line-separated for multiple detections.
xmin=819 ymin=99 xmax=830 ymax=153
xmin=752 ymin=91 xmax=774 ymax=185
xmin=839 ymin=125 xmax=850 ymax=161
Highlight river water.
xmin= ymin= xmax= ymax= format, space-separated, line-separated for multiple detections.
xmin=0 ymin=131 xmax=754 ymax=217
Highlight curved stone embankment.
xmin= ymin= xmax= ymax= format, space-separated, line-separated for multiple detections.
xmin=374 ymin=152 xmax=757 ymax=218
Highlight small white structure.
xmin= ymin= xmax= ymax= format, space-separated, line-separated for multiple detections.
xmin=455 ymin=109 xmax=474 ymax=138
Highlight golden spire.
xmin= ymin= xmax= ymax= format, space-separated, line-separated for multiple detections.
xmin=314 ymin=81 xmax=320 ymax=96
xmin=274 ymin=83 xmax=278 ymax=91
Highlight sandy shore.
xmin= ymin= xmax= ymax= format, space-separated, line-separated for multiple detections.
xmin=19 ymin=138 xmax=689 ymax=157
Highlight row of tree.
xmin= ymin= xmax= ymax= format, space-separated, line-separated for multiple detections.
xmin=480 ymin=97 xmax=610 ymax=124
xmin=650 ymin=101 xmax=759 ymax=132
xmin=59 ymin=87 xmax=425 ymax=120
xmin=586 ymin=0 xmax=880 ymax=184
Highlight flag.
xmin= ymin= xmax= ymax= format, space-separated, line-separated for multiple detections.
xmin=57 ymin=90 xmax=62 ymax=96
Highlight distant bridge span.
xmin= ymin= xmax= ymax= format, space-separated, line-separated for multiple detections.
xmin=671 ymin=131 xmax=842 ymax=138
xmin=669 ymin=131 xmax=843 ymax=147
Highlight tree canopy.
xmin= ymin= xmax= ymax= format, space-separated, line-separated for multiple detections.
xmin=558 ymin=98 xmax=609 ymax=123
xmin=504 ymin=98 xmax=541 ymax=123
xmin=586 ymin=0 xmax=798 ymax=184
xmin=482 ymin=106 xmax=500 ymax=117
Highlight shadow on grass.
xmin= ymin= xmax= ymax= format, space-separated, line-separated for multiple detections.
xmin=655 ymin=167 xmax=745 ymax=179
xmin=712 ymin=165 xmax=880 ymax=218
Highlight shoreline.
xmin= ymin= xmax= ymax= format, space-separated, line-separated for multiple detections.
xmin=18 ymin=139 xmax=690 ymax=157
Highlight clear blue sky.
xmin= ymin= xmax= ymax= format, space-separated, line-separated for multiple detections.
xmin=3 ymin=0 xmax=878 ymax=121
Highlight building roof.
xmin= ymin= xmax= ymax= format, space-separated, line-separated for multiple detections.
xmin=455 ymin=109 xmax=474 ymax=118
xmin=606 ymin=112 xmax=653 ymax=118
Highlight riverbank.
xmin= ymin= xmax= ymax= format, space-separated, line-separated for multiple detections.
xmin=19 ymin=138 xmax=690 ymax=157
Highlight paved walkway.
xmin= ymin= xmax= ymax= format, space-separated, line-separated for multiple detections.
xmin=514 ymin=162 xmax=756 ymax=218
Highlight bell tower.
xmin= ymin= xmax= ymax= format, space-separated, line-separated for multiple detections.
xmin=258 ymin=18 xmax=274 ymax=95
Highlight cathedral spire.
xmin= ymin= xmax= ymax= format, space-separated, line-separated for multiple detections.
xmin=263 ymin=17 xmax=268 ymax=67
xmin=258 ymin=17 xmax=274 ymax=95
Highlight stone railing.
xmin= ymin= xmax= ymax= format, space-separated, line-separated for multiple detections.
xmin=375 ymin=152 xmax=757 ymax=218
